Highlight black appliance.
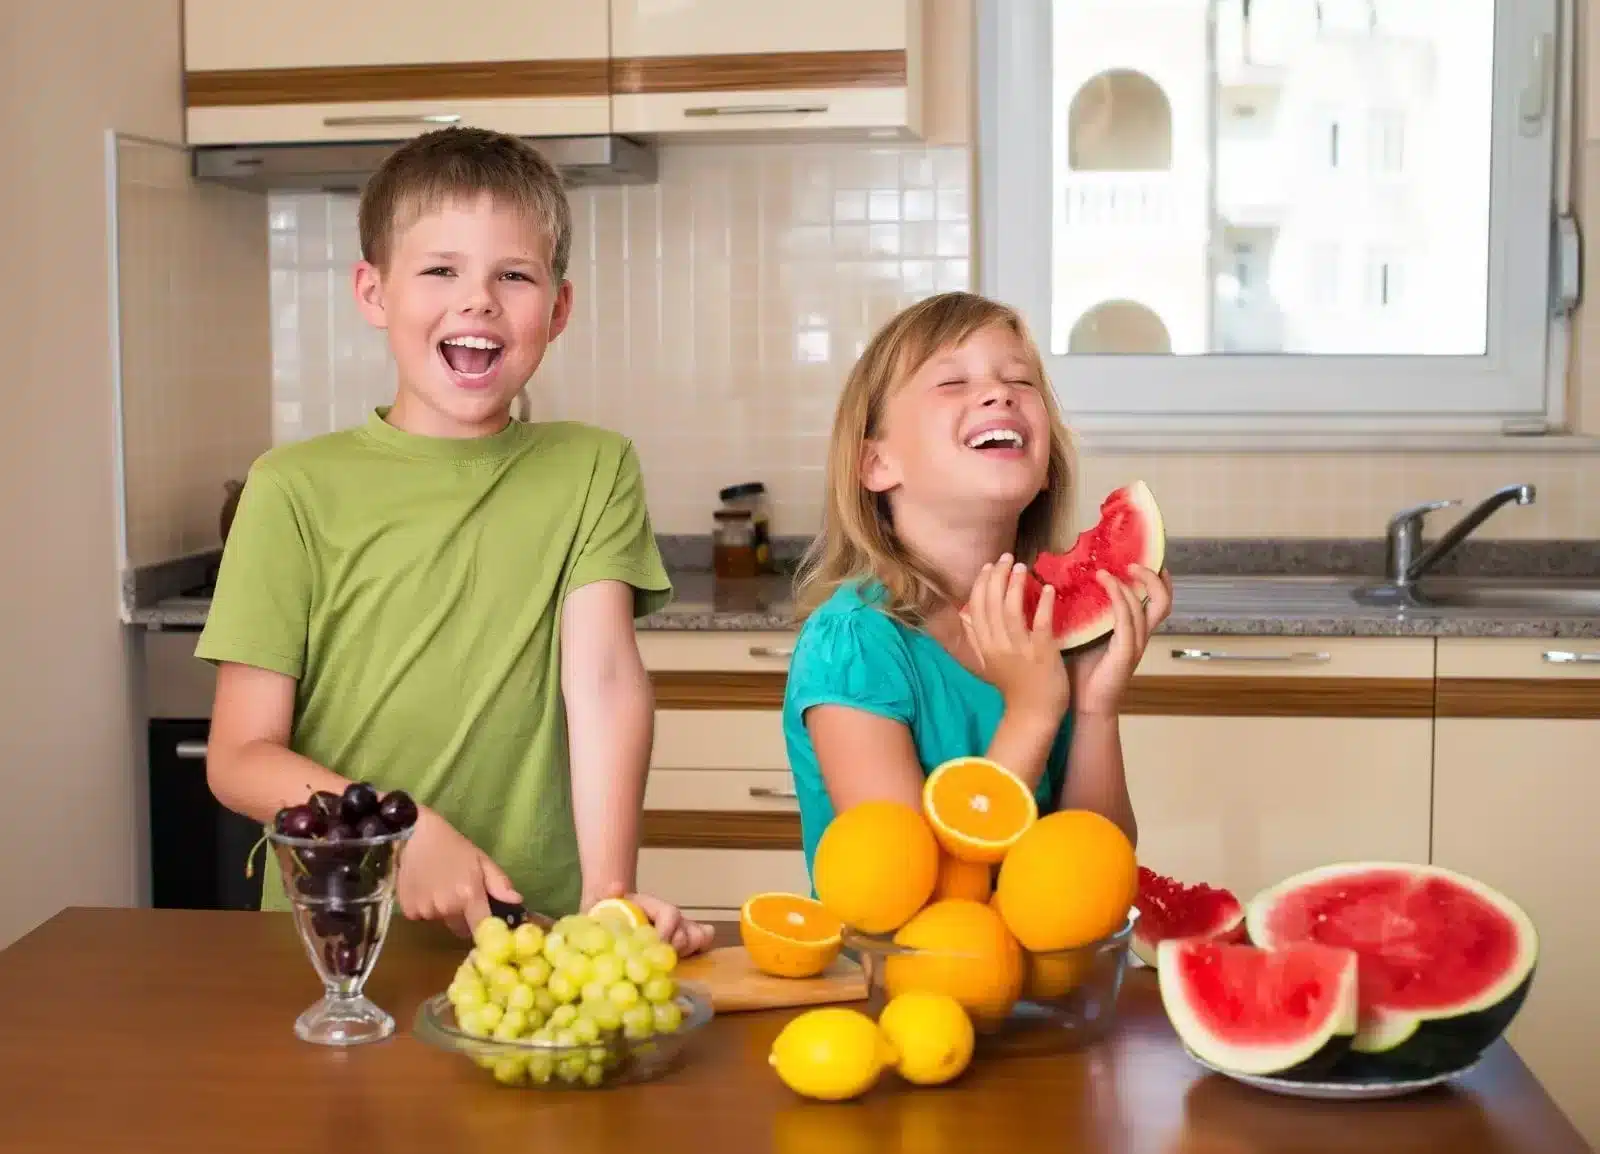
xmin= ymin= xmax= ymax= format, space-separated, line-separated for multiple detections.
xmin=147 ymin=719 xmax=264 ymax=911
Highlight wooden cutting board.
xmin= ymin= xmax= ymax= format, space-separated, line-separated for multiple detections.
xmin=675 ymin=946 xmax=868 ymax=1013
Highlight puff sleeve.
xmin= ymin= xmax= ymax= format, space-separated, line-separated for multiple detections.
xmin=784 ymin=604 xmax=918 ymax=727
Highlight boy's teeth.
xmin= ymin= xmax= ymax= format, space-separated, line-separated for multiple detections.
xmin=441 ymin=335 xmax=503 ymax=350
xmin=966 ymin=429 xmax=1024 ymax=449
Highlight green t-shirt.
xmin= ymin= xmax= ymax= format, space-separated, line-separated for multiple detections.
xmin=195 ymin=408 xmax=673 ymax=918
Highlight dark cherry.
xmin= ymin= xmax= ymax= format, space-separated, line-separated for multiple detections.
xmin=338 ymin=782 xmax=381 ymax=825
xmin=272 ymin=807 xmax=294 ymax=835
xmin=308 ymin=790 xmax=343 ymax=823
xmin=312 ymin=906 xmax=361 ymax=942
xmin=295 ymin=872 xmax=326 ymax=899
xmin=279 ymin=805 xmax=327 ymax=840
xmin=323 ymin=823 xmax=360 ymax=864
xmin=376 ymin=790 xmax=419 ymax=832
xmin=323 ymin=862 xmax=365 ymax=904
xmin=323 ymin=940 xmax=365 ymax=977
xmin=355 ymin=814 xmax=388 ymax=841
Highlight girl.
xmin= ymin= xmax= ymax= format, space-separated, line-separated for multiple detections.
xmin=781 ymin=291 xmax=1172 ymax=880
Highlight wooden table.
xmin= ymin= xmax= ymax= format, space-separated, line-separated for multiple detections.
xmin=0 ymin=908 xmax=1587 ymax=1153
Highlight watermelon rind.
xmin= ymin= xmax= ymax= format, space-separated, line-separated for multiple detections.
xmin=1041 ymin=480 xmax=1167 ymax=652
xmin=1244 ymin=861 xmax=1539 ymax=1076
xmin=1158 ymin=938 xmax=1359 ymax=1078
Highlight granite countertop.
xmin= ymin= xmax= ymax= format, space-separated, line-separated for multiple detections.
xmin=132 ymin=566 xmax=1600 ymax=639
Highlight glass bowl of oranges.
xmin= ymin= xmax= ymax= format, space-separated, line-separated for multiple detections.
xmin=816 ymin=758 xmax=1144 ymax=1054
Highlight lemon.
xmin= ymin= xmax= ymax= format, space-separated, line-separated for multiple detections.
xmin=877 ymin=991 xmax=975 ymax=1086
xmin=588 ymin=897 xmax=649 ymax=929
xmin=768 ymin=1007 xmax=897 ymax=1101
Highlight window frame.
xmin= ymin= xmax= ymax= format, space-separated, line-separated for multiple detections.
xmin=974 ymin=0 xmax=1574 ymax=445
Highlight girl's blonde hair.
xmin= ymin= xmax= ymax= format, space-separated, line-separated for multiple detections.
xmin=793 ymin=291 xmax=1080 ymax=627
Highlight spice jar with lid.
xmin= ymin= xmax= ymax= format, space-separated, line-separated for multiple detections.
xmin=712 ymin=508 xmax=760 ymax=579
xmin=717 ymin=482 xmax=772 ymax=573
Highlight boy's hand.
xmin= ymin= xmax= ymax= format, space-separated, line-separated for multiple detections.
xmin=594 ymin=883 xmax=716 ymax=958
xmin=397 ymin=808 xmax=522 ymax=939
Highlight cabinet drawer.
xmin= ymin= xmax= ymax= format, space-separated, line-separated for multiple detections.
xmin=644 ymin=769 xmax=797 ymax=812
xmin=637 ymin=848 xmax=810 ymax=911
xmin=654 ymin=710 xmax=787 ymax=770
xmin=1137 ymin=635 xmax=1434 ymax=679
xmin=639 ymin=631 xmax=797 ymax=672
xmin=1437 ymin=638 xmax=1600 ymax=679
xmin=187 ymin=99 xmax=610 ymax=147
xmin=610 ymin=0 xmax=917 ymax=58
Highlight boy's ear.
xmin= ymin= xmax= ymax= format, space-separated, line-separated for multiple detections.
xmin=352 ymin=261 xmax=389 ymax=329
xmin=859 ymin=438 xmax=899 ymax=494
xmin=546 ymin=279 xmax=574 ymax=341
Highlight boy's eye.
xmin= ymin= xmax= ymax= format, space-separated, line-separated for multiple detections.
xmin=501 ymin=271 xmax=533 ymax=282
xmin=422 ymin=266 xmax=453 ymax=277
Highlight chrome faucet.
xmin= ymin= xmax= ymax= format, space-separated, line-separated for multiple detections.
xmin=1384 ymin=483 xmax=1537 ymax=589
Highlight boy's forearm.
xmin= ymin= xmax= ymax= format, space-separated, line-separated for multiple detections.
xmin=1058 ymin=712 xmax=1138 ymax=846
xmin=565 ymin=657 xmax=654 ymax=910
xmin=206 ymin=739 xmax=354 ymax=826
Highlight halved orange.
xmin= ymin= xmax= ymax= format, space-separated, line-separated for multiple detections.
xmin=921 ymin=756 xmax=1038 ymax=865
xmin=740 ymin=892 xmax=845 ymax=978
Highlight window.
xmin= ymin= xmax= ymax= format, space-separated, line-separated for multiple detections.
xmin=975 ymin=0 xmax=1570 ymax=441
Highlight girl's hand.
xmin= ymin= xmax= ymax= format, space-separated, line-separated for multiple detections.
xmin=1069 ymin=563 xmax=1174 ymax=716
xmin=960 ymin=555 xmax=1072 ymax=724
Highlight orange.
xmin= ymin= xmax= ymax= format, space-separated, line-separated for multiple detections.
xmin=932 ymin=850 xmax=993 ymax=904
xmin=921 ymin=756 xmax=1038 ymax=864
xmin=994 ymin=809 xmax=1138 ymax=953
xmin=813 ymin=800 xmax=939 ymax=934
xmin=740 ymin=892 xmax=843 ymax=978
xmin=883 ymin=898 xmax=1024 ymax=1030
xmin=1023 ymin=950 xmax=1094 ymax=1000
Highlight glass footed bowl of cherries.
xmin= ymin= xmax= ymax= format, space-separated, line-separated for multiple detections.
xmin=260 ymin=781 xmax=419 ymax=1046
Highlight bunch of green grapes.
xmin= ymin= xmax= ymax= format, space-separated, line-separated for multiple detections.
xmin=445 ymin=912 xmax=684 ymax=1088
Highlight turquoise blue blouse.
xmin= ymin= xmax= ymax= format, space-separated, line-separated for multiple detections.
xmin=781 ymin=581 xmax=1074 ymax=881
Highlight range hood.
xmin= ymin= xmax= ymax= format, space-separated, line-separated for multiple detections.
xmin=190 ymin=134 xmax=658 ymax=193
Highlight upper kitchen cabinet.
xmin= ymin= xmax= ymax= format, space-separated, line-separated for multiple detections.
xmin=609 ymin=0 xmax=927 ymax=138
xmin=182 ymin=0 xmax=611 ymax=145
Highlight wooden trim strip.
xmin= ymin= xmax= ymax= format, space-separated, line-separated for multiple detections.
xmin=651 ymin=672 xmax=1437 ymax=718
xmin=184 ymin=59 xmax=611 ymax=108
xmin=610 ymin=49 xmax=906 ymax=96
xmin=1436 ymin=678 xmax=1600 ymax=720
xmin=641 ymin=810 xmax=801 ymax=851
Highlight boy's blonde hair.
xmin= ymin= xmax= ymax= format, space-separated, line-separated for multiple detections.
xmin=357 ymin=126 xmax=572 ymax=280
xmin=794 ymin=291 xmax=1079 ymax=626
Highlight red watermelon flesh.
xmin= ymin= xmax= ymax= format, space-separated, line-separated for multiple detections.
xmin=964 ymin=481 xmax=1166 ymax=650
xmin=1131 ymin=866 xmax=1246 ymax=967
xmin=1158 ymin=939 xmax=1359 ymax=1076
xmin=1245 ymin=862 xmax=1539 ymax=1062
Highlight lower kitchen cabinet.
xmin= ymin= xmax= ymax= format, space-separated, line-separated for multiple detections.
xmin=1430 ymin=638 xmax=1600 ymax=1149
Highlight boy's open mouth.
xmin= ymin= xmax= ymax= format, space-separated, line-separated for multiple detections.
xmin=439 ymin=335 xmax=504 ymax=378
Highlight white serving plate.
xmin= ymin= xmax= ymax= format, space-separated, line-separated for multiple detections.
xmin=1182 ymin=1045 xmax=1483 ymax=1101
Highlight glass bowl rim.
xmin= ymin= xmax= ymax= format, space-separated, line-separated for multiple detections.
xmin=412 ymin=980 xmax=715 ymax=1057
xmin=841 ymin=906 xmax=1140 ymax=959
xmin=264 ymin=823 xmax=418 ymax=851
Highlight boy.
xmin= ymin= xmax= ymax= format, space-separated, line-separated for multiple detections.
xmin=199 ymin=126 xmax=714 ymax=956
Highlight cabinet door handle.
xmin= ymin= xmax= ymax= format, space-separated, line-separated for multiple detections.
xmin=1542 ymin=650 xmax=1600 ymax=664
xmin=683 ymin=103 xmax=828 ymax=118
xmin=1170 ymin=648 xmax=1332 ymax=664
xmin=175 ymin=740 xmax=208 ymax=760
xmin=747 ymin=645 xmax=794 ymax=659
xmin=322 ymin=113 xmax=462 ymax=127
xmin=748 ymin=786 xmax=798 ymax=801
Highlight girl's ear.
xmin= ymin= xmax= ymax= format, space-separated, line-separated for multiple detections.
xmin=859 ymin=437 xmax=899 ymax=494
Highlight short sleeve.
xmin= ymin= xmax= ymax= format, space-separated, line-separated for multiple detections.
xmin=567 ymin=439 xmax=673 ymax=618
xmin=194 ymin=463 xmax=313 ymax=678
xmin=784 ymin=606 xmax=917 ymax=726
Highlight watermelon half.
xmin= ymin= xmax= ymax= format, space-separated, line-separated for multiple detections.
xmin=1158 ymin=938 xmax=1359 ymax=1078
xmin=1246 ymin=862 xmax=1539 ymax=1076
xmin=1025 ymin=480 xmax=1167 ymax=651
xmin=1130 ymin=866 xmax=1246 ymax=967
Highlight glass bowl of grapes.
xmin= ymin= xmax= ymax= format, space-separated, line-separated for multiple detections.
xmin=263 ymin=781 xmax=419 ymax=1047
xmin=414 ymin=910 xmax=714 ymax=1089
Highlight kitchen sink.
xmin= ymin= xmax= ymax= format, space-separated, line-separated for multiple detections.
xmin=1350 ymin=577 xmax=1600 ymax=615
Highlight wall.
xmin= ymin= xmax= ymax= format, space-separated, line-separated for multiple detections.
xmin=0 ymin=2 xmax=185 ymax=947
xmin=263 ymin=4 xmax=1600 ymax=544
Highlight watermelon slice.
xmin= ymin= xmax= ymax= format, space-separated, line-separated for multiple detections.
xmin=1021 ymin=481 xmax=1166 ymax=650
xmin=1130 ymin=867 xmax=1246 ymax=967
xmin=1246 ymin=862 xmax=1539 ymax=1076
xmin=1157 ymin=938 xmax=1359 ymax=1078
